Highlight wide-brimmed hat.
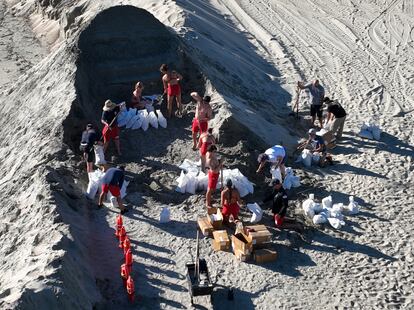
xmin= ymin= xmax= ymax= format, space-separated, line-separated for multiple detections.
xmin=103 ymin=100 xmax=116 ymax=111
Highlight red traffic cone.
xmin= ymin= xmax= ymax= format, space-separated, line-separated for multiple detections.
xmin=115 ymin=215 xmax=123 ymax=237
xmin=119 ymin=226 xmax=127 ymax=249
xmin=125 ymin=248 xmax=133 ymax=274
xmin=126 ymin=275 xmax=135 ymax=302
xmin=120 ymin=263 xmax=129 ymax=288
xmin=123 ymin=236 xmax=131 ymax=255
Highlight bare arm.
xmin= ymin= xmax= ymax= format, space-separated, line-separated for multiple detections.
xmin=162 ymin=75 xmax=168 ymax=94
xmin=221 ymin=190 xmax=225 ymax=208
xmin=191 ymin=92 xmax=202 ymax=102
xmin=256 ymin=161 xmax=266 ymax=173
xmin=197 ymin=135 xmax=203 ymax=149
xmin=177 ymin=73 xmax=183 ymax=81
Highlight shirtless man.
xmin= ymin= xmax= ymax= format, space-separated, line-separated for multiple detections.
xmin=160 ymin=64 xmax=183 ymax=118
xmin=197 ymin=128 xmax=216 ymax=172
xmin=205 ymin=145 xmax=223 ymax=208
xmin=221 ymin=179 xmax=243 ymax=224
xmin=297 ymin=79 xmax=325 ymax=128
xmin=191 ymin=91 xmax=213 ymax=150
xmin=131 ymin=81 xmax=145 ymax=109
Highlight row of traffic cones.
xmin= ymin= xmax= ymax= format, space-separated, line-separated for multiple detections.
xmin=115 ymin=214 xmax=135 ymax=302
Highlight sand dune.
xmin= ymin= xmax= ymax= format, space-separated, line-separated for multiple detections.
xmin=0 ymin=0 xmax=413 ymax=309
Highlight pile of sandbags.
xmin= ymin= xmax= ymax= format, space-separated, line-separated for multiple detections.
xmin=358 ymin=120 xmax=381 ymax=140
xmin=117 ymin=96 xmax=167 ymax=130
xmin=302 ymin=194 xmax=359 ymax=229
xmin=297 ymin=149 xmax=321 ymax=167
xmin=175 ymin=159 xmax=254 ymax=197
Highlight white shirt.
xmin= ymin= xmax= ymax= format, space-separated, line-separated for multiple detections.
xmin=265 ymin=145 xmax=285 ymax=163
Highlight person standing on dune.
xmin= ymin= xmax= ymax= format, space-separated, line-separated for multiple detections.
xmin=298 ymin=79 xmax=325 ymax=128
xmin=191 ymin=91 xmax=213 ymax=150
xmin=101 ymin=99 xmax=121 ymax=156
xmin=160 ymin=64 xmax=183 ymax=118
xmin=80 ymin=123 xmax=99 ymax=173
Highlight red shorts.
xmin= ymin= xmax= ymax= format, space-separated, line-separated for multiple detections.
xmin=102 ymin=184 xmax=121 ymax=197
xmin=167 ymin=84 xmax=181 ymax=96
xmin=192 ymin=118 xmax=208 ymax=133
xmin=274 ymin=214 xmax=284 ymax=227
xmin=199 ymin=141 xmax=211 ymax=156
xmin=208 ymin=171 xmax=219 ymax=190
xmin=222 ymin=203 xmax=240 ymax=219
xmin=102 ymin=125 xmax=119 ymax=143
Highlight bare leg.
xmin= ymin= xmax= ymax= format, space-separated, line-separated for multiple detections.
xmin=103 ymin=141 xmax=109 ymax=153
xmin=192 ymin=131 xmax=198 ymax=150
xmin=114 ymin=138 xmax=121 ymax=156
xmin=318 ymin=117 xmax=323 ymax=129
xmin=176 ymin=93 xmax=182 ymax=114
xmin=87 ymin=162 xmax=93 ymax=173
xmin=200 ymin=155 xmax=206 ymax=172
xmin=167 ymin=95 xmax=173 ymax=118
xmin=206 ymin=188 xmax=213 ymax=207
xmin=311 ymin=115 xmax=316 ymax=127
xmin=98 ymin=192 xmax=106 ymax=206
xmin=117 ymin=196 xmax=125 ymax=211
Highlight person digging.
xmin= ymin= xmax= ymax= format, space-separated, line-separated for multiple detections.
xmin=98 ymin=165 xmax=128 ymax=214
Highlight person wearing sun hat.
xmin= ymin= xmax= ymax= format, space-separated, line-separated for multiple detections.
xmin=101 ymin=99 xmax=121 ymax=156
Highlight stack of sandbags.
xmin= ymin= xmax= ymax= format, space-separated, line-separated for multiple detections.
xmin=302 ymin=194 xmax=360 ymax=229
xmin=282 ymin=167 xmax=301 ymax=189
xmin=358 ymin=120 xmax=381 ymax=140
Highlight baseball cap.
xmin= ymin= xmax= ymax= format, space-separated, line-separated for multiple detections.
xmin=308 ymin=128 xmax=317 ymax=135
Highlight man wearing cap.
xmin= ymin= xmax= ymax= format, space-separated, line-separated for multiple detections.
xmin=256 ymin=144 xmax=286 ymax=178
xmin=80 ymin=124 xmax=100 ymax=173
xmin=205 ymin=145 xmax=223 ymax=208
xmin=191 ymin=91 xmax=213 ymax=150
xmin=324 ymin=97 xmax=347 ymax=139
xmin=101 ymin=99 xmax=121 ymax=156
xmin=262 ymin=179 xmax=289 ymax=227
xmin=98 ymin=166 xmax=128 ymax=214
xmin=298 ymin=79 xmax=325 ymax=128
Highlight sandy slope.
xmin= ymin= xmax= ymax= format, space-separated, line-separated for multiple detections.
xmin=0 ymin=0 xmax=413 ymax=309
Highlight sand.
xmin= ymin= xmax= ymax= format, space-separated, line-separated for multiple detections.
xmin=0 ymin=0 xmax=413 ymax=309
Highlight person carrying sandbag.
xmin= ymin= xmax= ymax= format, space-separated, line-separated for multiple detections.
xmin=98 ymin=166 xmax=128 ymax=214
xmin=262 ymin=179 xmax=289 ymax=227
xmin=101 ymin=100 xmax=122 ymax=156
xmin=324 ymin=97 xmax=347 ymax=140
xmin=80 ymin=123 xmax=100 ymax=173
xmin=256 ymin=145 xmax=286 ymax=179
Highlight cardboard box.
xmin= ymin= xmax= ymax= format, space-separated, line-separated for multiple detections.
xmin=208 ymin=208 xmax=223 ymax=230
xmin=198 ymin=217 xmax=214 ymax=237
xmin=232 ymin=232 xmax=253 ymax=255
xmin=254 ymin=249 xmax=278 ymax=264
xmin=244 ymin=225 xmax=272 ymax=245
xmin=207 ymin=206 xmax=218 ymax=215
xmin=212 ymin=230 xmax=230 ymax=251
xmin=234 ymin=249 xmax=251 ymax=262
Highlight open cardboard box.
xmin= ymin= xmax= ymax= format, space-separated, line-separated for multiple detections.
xmin=244 ymin=225 xmax=272 ymax=245
xmin=198 ymin=217 xmax=214 ymax=237
xmin=208 ymin=208 xmax=223 ymax=230
xmin=212 ymin=230 xmax=230 ymax=251
xmin=232 ymin=232 xmax=253 ymax=256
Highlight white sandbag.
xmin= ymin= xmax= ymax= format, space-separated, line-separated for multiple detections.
xmin=185 ymin=173 xmax=197 ymax=194
xmin=120 ymin=180 xmax=129 ymax=199
xmin=148 ymin=111 xmax=159 ymax=128
xmin=345 ymin=196 xmax=359 ymax=215
xmin=323 ymin=120 xmax=333 ymax=131
xmin=312 ymin=153 xmax=320 ymax=164
xmin=322 ymin=195 xmax=332 ymax=209
xmin=330 ymin=210 xmax=344 ymax=220
xmin=301 ymin=149 xmax=312 ymax=167
xmin=371 ymin=125 xmax=381 ymax=140
xmin=270 ymin=167 xmax=282 ymax=182
xmin=126 ymin=110 xmax=138 ymax=129
xmin=176 ymin=171 xmax=188 ymax=194
xmin=328 ymin=217 xmax=345 ymax=229
xmin=234 ymin=178 xmax=249 ymax=197
xmin=291 ymin=176 xmax=301 ymax=187
xmin=110 ymin=196 xmax=118 ymax=208
xmin=131 ymin=115 xmax=143 ymax=130
xmin=139 ymin=110 xmax=149 ymax=131
xmin=156 ymin=110 xmax=167 ymax=128
xmin=179 ymin=159 xmax=200 ymax=172
xmin=196 ymin=171 xmax=208 ymax=191
xmin=312 ymin=203 xmax=323 ymax=213
xmin=247 ymin=203 xmax=263 ymax=223
xmin=94 ymin=144 xmax=106 ymax=165
xmin=283 ymin=176 xmax=292 ymax=190
xmin=358 ymin=129 xmax=373 ymax=140
xmin=159 ymin=207 xmax=171 ymax=223
xmin=332 ymin=203 xmax=344 ymax=213
xmin=302 ymin=194 xmax=315 ymax=219
xmin=117 ymin=111 xmax=128 ymax=127
xmin=86 ymin=170 xmax=104 ymax=199
xmin=313 ymin=214 xmax=327 ymax=225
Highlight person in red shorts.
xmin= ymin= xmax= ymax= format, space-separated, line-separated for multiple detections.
xmin=98 ymin=166 xmax=128 ymax=214
xmin=221 ymin=179 xmax=243 ymax=224
xmin=205 ymin=145 xmax=223 ymax=209
xmin=197 ymin=128 xmax=216 ymax=172
xmin=101 ymin=99 xmax=121 ymax=155
xmin=190 ymin=91 xmax=213 ymax=150
xmin=160 ymin=64 xmax=183 ymax=118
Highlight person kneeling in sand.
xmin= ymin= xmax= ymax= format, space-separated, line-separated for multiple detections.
xmin=256 ymin=144 xmax=286 ymax=178
xmin=262 ymin=179 xmax=288 ymax=227
xmin=205 ymin=145 xmax=223 ymax=209
xmin=198 ymin=128 xmax=216 ymax=172
xmin=298 ymin=128 xmax=332 ymax=166
xmin=98 ymin=166 xmax=128 ymax=214
xmin=221 ymin=179 xmax=243 ymax=224
xmin=191 ymin=92 xmax=212 ymax=150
